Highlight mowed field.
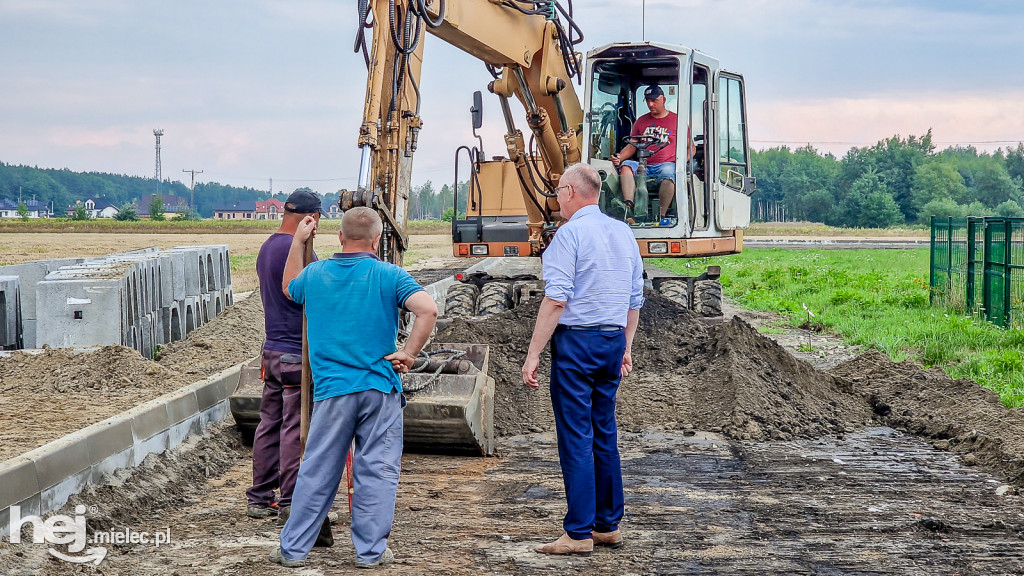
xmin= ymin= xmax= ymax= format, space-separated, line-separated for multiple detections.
xmin=0 ymin=232 xmax=455 ymax=292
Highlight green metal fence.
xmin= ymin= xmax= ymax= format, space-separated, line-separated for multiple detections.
xmin=930 ymin=216 xmax=1024 ymax=328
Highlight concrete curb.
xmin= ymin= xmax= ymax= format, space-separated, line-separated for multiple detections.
xmin=0 ymin=362 xmax=243 ymax=538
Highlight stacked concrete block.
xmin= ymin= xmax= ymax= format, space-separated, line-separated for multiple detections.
xmin=0 ymin=258 xmax=88 ymax=348
xmin=0 ymin=276 xmax=22 ymax=349
xmin=4 ymin=245 xmax=232 ymax=357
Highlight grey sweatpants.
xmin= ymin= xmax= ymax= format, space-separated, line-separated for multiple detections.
xmin=279 ymin=389 xmax=404 ymax=563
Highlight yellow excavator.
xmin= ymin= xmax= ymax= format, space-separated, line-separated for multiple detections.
xmin=233 ymin=1 xmax=755 ymax=455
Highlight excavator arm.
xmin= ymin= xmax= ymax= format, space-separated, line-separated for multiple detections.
xmin=341 ymin=0 xmax=585 ymax=262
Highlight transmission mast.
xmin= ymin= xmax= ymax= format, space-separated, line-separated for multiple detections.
xmin=153 ymin=129 xmax=164 ymax=196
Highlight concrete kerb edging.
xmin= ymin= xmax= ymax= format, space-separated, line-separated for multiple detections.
xmin=0 ymin=361 xmax=244 ymax=538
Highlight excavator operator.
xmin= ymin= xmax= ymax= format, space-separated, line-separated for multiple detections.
xmin=610 ymin=84 xmax=694 ymax=226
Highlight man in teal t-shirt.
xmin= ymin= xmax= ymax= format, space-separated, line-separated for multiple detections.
xmin=269 ymin=207 xmax=438 ymax=569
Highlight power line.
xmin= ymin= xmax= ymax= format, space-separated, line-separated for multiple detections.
xmin=752 ymin=139 xmax=1024 ymax=146
xmin=182 ymin=169 xmax=203 ymax=210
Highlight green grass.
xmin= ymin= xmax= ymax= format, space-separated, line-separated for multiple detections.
xmin=655 ymin=248 xmax=1024 ymax=408
xmin=746 ymin=221 xmax=928 ymax=237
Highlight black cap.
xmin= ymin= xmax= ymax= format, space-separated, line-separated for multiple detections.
xmin=643 ymin=85 xmax=664 ymax=100
xmin=284 ymin=189 xmax=326 ymax=215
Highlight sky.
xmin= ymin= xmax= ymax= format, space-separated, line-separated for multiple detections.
xmin=1 ymin=0 xmax=1023 ymax=195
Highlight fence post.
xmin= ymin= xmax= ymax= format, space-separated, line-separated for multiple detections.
xmin=1005 ymin=219 xmax=1013 ymax=327
xmin=947 ymin=216 xmax=953 ymax=299
xmin=966 ymin=218 xmax=975 ymax=312
xmin=929 ymin=216 xmax=936 ymax=305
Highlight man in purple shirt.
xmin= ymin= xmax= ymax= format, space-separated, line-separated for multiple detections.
xmin=246 ymin=189 xmax=324 ymax=522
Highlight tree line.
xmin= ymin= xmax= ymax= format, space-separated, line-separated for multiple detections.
xmin=752 ymin=131 xmax=1024 ymax=227
xmin=0 ymin=162 xmax=474 ymax=221
xmin=0 ymin=163 xmax=272 ymax=218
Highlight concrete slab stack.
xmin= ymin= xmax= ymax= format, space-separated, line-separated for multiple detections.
xmin=0 ymin=258 xmax=88 ymax=348
xmin=0 ymin=276 xmax=22 ymax=349
xmin=0 ymin=246 xmax=233 ymax=357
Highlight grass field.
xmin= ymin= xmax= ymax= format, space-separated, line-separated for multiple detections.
xmin=656 ymin=248 xmax=1024 ymax=408
xmin=0 ymin=218 xmax=452 ymax=235
xmin=745 ymin=221 xmax=928 ymax=238
xmin=0 ymin=232 xmax=454 ymax=292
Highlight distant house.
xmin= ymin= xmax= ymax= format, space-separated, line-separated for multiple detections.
xmin=67 ymin=197 xmax=119 ymax=219
xmin=213 ymin=201 xmax=257 ymax=220
xmin=325 ymin=202 xmax=341 ymax=219
xmin=255 ymin=199 xmax=286 ymax=220
xmin=0 ymin=198 xmax=48 ymax=219
xmin=137 ymin=194 xmax=190 ymax=219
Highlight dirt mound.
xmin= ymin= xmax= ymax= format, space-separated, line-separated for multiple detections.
xmin=436 ymin=290 xmax=869 ymax=441
xmin=157 ymin=293 xmax=265 ymax=378
xmin=0 ymin=294 xmax=265 ymax=461
xmin=830 ymin=351 xmax=1024 ymax=484
xmin=686 ymin=318 xmax=871 ymax=440
xmin=0 ymin=346 xmax=192 ymax=461
xmin=0 ymin=345 xmax=180 ymax=394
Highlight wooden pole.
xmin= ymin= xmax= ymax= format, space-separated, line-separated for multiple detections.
xmin=299 ymin=237 xmax=315 ymax=455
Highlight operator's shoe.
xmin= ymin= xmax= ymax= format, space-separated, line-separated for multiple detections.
xmin=592 ymin=529 xmax=624 ymax=549
xmin=355 ymin=547 xmax=394 ymax=568
xmin=246 ymin=504 xmax=277 ymax=519
xmin=536 ymin=533 xmax=594 ymax=556
xmin=269 ymin=547 xmax=306 ymax=568
xmin=658 ymin=217 xmax=673 ymax=227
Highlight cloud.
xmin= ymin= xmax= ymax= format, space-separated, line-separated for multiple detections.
xmin=752 ymin=89 xmax=1024 ymax=155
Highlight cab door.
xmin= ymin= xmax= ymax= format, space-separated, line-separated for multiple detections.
xmin=714 ymin=72 xmax=753 ymax=229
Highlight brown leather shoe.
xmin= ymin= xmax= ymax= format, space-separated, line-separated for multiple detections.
xmin=535 ymin=533 xmax=594 ymax=556
xmin=592 ymin=529 xmax=623 ymax=549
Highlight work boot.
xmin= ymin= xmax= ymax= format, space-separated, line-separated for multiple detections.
xmin=278 ymin=506 xmax=338 ymax=528
xmin=314 ymin=518 xmax=334 ymax=548
xmin=592 ymin=529 xmax=624 ymax=549
xmin=535 ymin=533 xmax=593 ymax=556
xmin=246 ymin=504 xmax=277 ymax=519
xmin=269 ymin=547 xmax=305 ymax=568
xmin=355 ymin=547 xmax=394 ymax=569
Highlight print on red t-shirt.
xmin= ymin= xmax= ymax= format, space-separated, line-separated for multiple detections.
xmin=630 ymin=111 xmax=677 ymax=165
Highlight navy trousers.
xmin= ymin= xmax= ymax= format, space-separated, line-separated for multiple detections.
xmin=549 ymin=325 xmax=626 ymax=540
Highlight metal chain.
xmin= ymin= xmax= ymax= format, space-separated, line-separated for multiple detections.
xmin=404 ymin=348 xmax=468 ymax=393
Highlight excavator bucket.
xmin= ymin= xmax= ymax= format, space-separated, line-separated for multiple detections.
xmin=401 ymin=343 xmax=495 ymax=455
xmin=229 ymin=344 xmax=495 ymax=456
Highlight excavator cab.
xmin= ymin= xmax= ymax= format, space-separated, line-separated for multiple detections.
xmin=584 ymin=43 xmax=755 ymax=256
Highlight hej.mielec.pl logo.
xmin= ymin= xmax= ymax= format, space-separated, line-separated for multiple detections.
xmin=7 ymin=505 xmax=171 ymax=565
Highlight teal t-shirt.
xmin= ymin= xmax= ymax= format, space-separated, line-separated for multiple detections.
xmin=287 ymin=252 xmax=423 ymax=402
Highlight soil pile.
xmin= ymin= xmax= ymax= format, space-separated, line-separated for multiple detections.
xmin=830 ymin=351 xmax=1024 ymax=484
xmin=157 ymin=292 xmax=265 ymax=378
xmin=685 ymin=317 xmax=871 ymax=440
xmin=436 ymin=290 xmax=870 ymax=440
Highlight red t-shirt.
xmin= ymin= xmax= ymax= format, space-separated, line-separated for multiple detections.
xmin=630 ymin=111 xmax=677 ymax=165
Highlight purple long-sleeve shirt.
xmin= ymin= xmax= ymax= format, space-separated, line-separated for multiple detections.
xmin=257 ymin=233 xmax=316 ymax=354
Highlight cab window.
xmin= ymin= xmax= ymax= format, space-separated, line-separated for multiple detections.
xmin=718 ymin=74 xmax=748 ymax=189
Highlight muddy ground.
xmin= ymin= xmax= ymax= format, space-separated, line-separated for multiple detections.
xmin=2 ymin=265 xmax=1024 ymax=574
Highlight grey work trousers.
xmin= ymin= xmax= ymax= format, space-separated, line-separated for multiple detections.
xmin=279 ymin=389 xmax=404 ymax=564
